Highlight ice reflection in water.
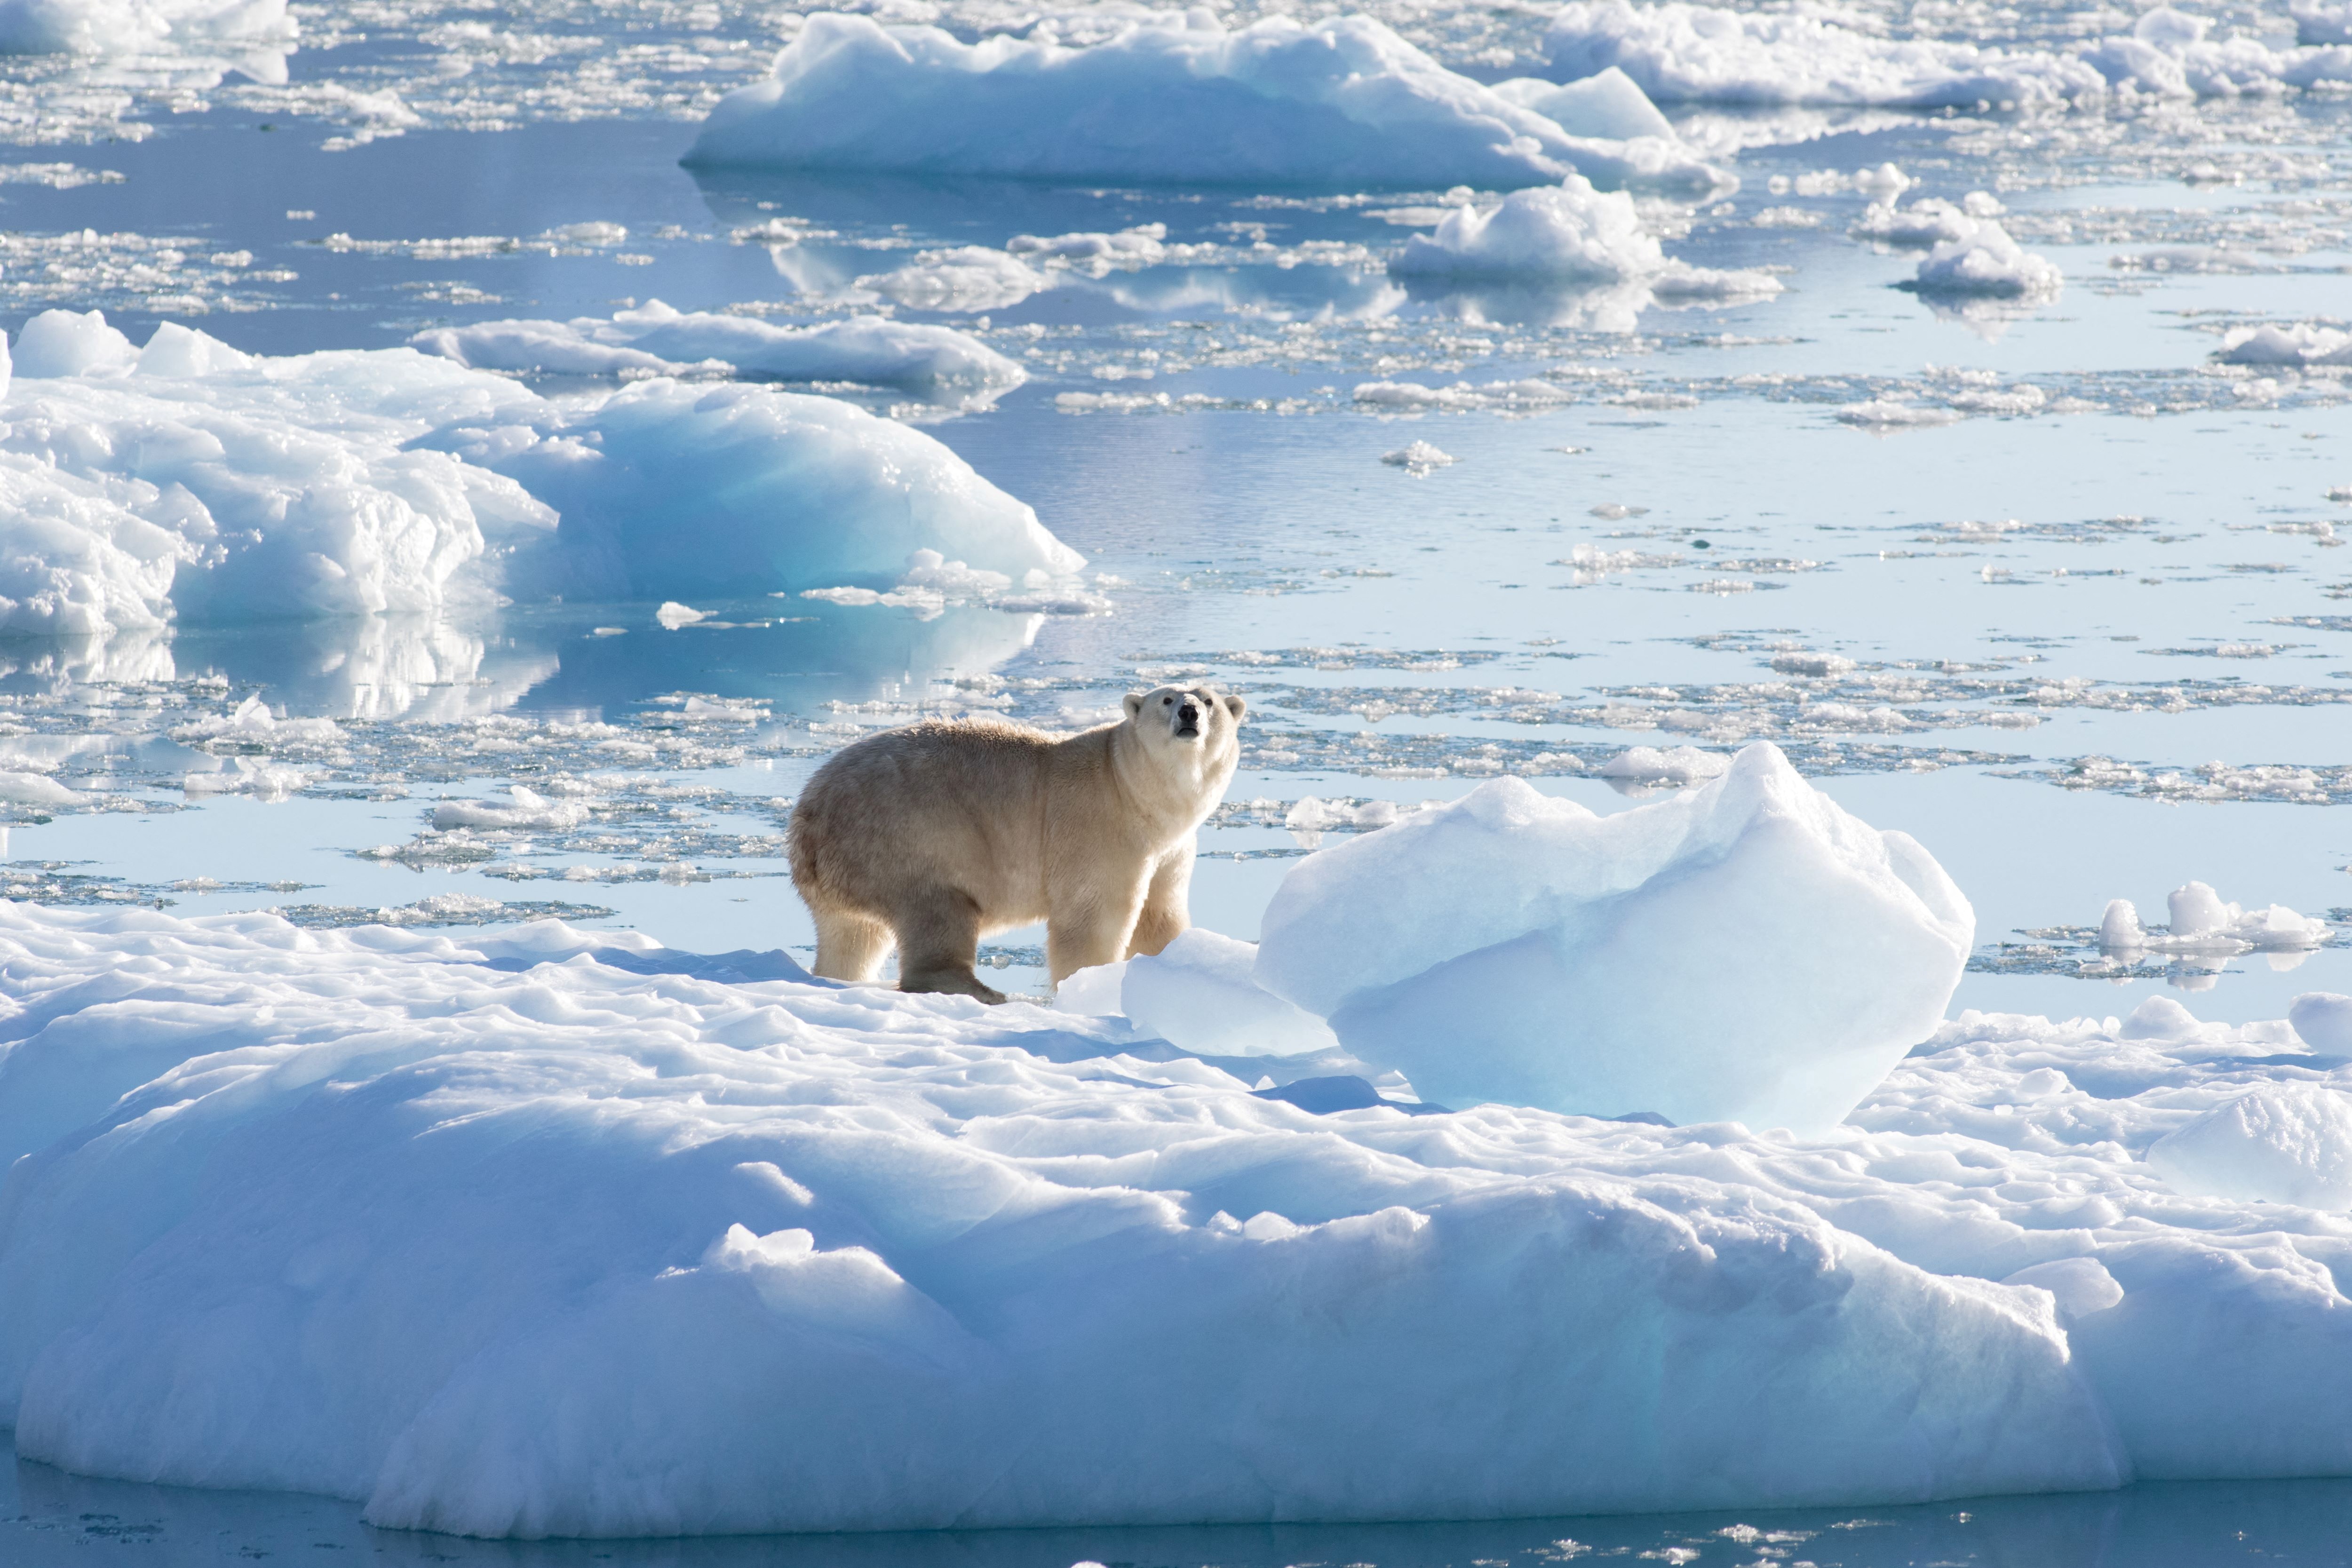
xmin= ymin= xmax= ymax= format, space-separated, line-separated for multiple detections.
xmin=8 ymin=1454 xmax=2352 ymax=1566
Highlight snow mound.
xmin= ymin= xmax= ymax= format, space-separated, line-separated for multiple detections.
xmin=1391 ymin=175 xmax=1780 ymax=297
xmin=0 ymin=903 xmax=2130 ymax=1533
xmin=1547 ymin=0 xmax=2352 ymax=106
xmin=1491 ymin=65 xmax=1675 ymax=140
xmin=2148 ymin=1084 xmax=2352 ymax=1210
xmin=2217 ymin=323 xmax=2352 ymax=367
xmin=1254 ymin=742 xmax=1974 ymax=1134
xmin=1910 ymin=216 xmax=2063 ymax=298
xmin=411 ymin=301 xmax=1025 ymax=402
xmin=0 ymin=0 xmax=292 ymax=56
xmin=689 ymin=11 xmax=1709 ymax=190
xmin=2293 ymin=993 xmax=2352 ymax=1051
xmin=0 ymin=313 xmax=1073 ymax=630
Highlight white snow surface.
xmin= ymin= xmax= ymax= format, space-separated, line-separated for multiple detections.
xmin=16 ymin=906 xmax=2352 ymax=1529
xmin=688 ymin=11 xmax=1723 ymax=191
xmin=0 ymin=312 xmax=1076 ymax=630
xmin=1254 ymin=743 xmax=1973 ymax=1134
xmin=0 ymin=0 xmax=291 ymax=56
xmin=1547 ymin=1 xmax=2352 ymax=106
xmin=1390 ymin=175 xmax=1780 ymax=295
xmin=410 ymin=301 xmax=1025 ymax=402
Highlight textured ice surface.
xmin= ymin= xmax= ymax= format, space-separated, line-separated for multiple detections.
xmin=411 ymin=301 xmax=1025 ymax=404
xmin=0 ymin=903 xmax=2132 ymax=1535
xmin=1254 ymin=743 xmax=1974 ymax=1133
xmin=2148 ymin=1083 xmax=2352 ymax=1210
xmin=0 ymin=313 xmax=1075 ymax=629
xmin=1547 ymin=1 xmax=2352 ymax=106
xmin=690 ymin=12 xmax=1673 ymax=189
xmin=1113 ymin=927 xmax=1341 ymax=1058
xmin=14 ymin=905 xmax=2352 ymax=1532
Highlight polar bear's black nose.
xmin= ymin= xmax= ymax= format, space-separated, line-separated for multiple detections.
xmin=1177 ymin=701 xmax=1200 ymax=730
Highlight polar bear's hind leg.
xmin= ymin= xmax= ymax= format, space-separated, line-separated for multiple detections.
xmin=812 ymin=908 xmax=892 ymax=983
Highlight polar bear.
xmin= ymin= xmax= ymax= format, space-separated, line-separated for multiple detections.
xmin=787 ymin=685 xmax=1246 ymax=1003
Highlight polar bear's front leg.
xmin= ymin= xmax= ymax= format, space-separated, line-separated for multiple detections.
xmin=1047 ymin=867 xmax=1151 ymax=984
xmin=1125 ymin=838 xmax=1195 ymax=958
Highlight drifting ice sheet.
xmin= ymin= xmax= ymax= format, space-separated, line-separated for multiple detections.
xmin=1253 ymin=742 xmax=1974 ymax=1134
xmin=689 ymin=11 xmax=1722 ymax=190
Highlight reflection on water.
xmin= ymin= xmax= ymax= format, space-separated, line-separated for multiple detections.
xmin=8 ymin=1455 xmax=2352 ymax=1567
xmin=0 ymin=601 xmax=1042 ymax=724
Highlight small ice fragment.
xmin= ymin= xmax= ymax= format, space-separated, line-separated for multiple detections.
xmin=1381 ymin=441 xmax=1455 ymax=476
xmin=2099 ymin=899 xmax=2145 ymax=950
xmin=1597 ymin=745 xmax=1725 ymax=786
xmin=2167 ymin=881 xmax=2232 ymax=939
xmin=1768 ymin=652 xmax=1853 ymax=677
xmin=590 ymin=627 xmax=627 ymax=637
xmin=1052 ymin=959 xmax=1129 ymax=1018
xmin=656 ymin=602 xmax=708 ymax=629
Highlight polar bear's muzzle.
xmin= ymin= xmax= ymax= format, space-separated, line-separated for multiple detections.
xmin=1173 ymin=699 xmax=1203 ymax=739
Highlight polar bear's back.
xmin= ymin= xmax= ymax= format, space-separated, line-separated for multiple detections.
xmin=788 ymin=716 xmax=1080 ymax=926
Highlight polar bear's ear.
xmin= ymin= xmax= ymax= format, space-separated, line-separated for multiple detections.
xmin=1123 ymin=692 xmax=1146 ymax=719
xmin=1223 ymin=694 xmax=1247 ymax=721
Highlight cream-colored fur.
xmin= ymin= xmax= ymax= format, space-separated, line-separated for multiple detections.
xmin=787 ymin=685 xmax=1246 ymax=1003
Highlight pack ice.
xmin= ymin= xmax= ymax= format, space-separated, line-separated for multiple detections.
xmin=1255 ymin=744 xmax=1973 ymax=1135
xmin=688 ymin=11 xmax=1724 ymax=191
xmin=1547 ymin=1 xmax=2352 ymax=106
xmin=0 ymin=310 xmax=1076 ymax=631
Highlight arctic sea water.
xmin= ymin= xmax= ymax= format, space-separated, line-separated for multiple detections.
xmin=0 ymin=0 xmax=2349 ymax=1560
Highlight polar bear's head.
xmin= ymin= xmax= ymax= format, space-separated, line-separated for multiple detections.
xmin=1123 ymin=685 xmax=1245 ymax=764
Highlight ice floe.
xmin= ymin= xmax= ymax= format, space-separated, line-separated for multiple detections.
xmin=15 ymin=904 xmax=2352 ymax=1529
xmin=688 ymin=11 xmax=1722 ymax=191
xmin=1255 ymin=743 xmax=1974 ymax=1134
xmin=410 ymin=301 xmax=1025 ymax=404
xmin=0 ymin=311 xmax=1078 ymax=630
xmin=1390 ymin=175 xmax=1780 ymax=301
xmin=1908 ymin=215 xmax=2065 ymax=299
xmin=2217 ymin=323 xmax=2352 ymax=367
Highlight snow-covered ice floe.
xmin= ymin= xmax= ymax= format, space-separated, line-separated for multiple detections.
xmin=0 ymin=0 xmax=293 ymax=56
xmin=2217 ymin=323 xmax=2352 ymax=367
xmin=1255 ymin=743 xmax=1973 ymax=1135
xmin=688 ymin=11 xmax=1726 ymax=192
xmin=0 ymin=310 xmax=1077 ymax=632
xmin=1547 ymin=1 xmax=2352 ymax=107
xmin=410 ymin=301 xmax=1025 ymax=406
xmin=17 ymin=901 xmax=2352 ymax=1530
xmin=1389 ymin=174 xmax=1780 ymax=300
xmin=1899 ymin=201 xmax=2064 ymax=299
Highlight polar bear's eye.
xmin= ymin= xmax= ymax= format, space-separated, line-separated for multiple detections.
xmin=1162 ymin=696 xmax=1173 ymax=705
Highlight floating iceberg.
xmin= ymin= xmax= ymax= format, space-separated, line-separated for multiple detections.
xmin=0 ymin=311 xmax=1077 ymax=630
xmin=1254 ymin=743 xmax=1974 ymax=1134
xmin=0 ymin=0 xmax=293 ymax=55
xmin=688 ymin=12 xmax=1723 ymax=191
xmin=1547 ymin=1 xmax=2352 ymax=106
xmin=1389 ymin=176 xmax=1781 ymax=307
xmin=411 ymin=301 xmax=1025 ymax=404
